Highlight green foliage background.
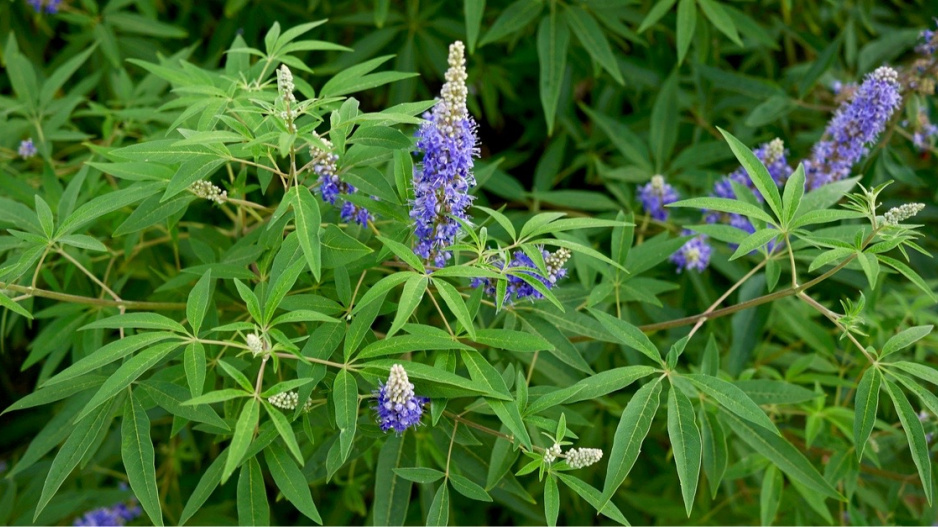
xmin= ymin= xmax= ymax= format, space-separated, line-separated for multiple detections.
xmin=1 ymin=0 xmax=938 ymax=526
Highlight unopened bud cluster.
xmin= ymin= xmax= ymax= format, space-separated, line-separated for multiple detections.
xmin=246 ymin=332 xmax=268 ymax=358
xmin=189 ymin=180 xmax=227 ymax=204
xmin=882 ymin=203 xmax=925 ymax=226
xmin=543 ymin=443 xmax=562 ymax=464
xmin=268 ymin=390 xmax=314 ymax=412
xmin=386 ymin=364 xmax=415 ymax=404
xmin=438 ymin=41 xmax=469 ymax=133
xmin=544 ymin=248 xmax=572 ymax=285
xmin=277 ymin=65 xmax=298 ymax=133
xmin=565 ymin=447 xmax=603 ymax=469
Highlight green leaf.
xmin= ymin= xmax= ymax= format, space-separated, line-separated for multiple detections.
xmin=667 ymin=386 xmax=701 ymax=516
xmin=138 ymin=381 xmax=229 ymax=430
xmin=650 ymin=71 xmax=679 ymax=169
xmin=729 ymin=228 xmax=779 ymax=260
xmin=357 ymin=334 xmax=471 ymax=360
xmin=187 ymin=269 xmax=212 ymax=336
xmin=676 ymin=0 xmax=697 ymax=64
xmin=699 ymin=409 xmax=727 ymax=499
xmin=377 ymin=235 xmax=426 ymax=273
xmin=684 ymin=374 xmax=778 ymax=432
xmin=602 ymin=377 xmax=662 ymax=507
xmin=57 ymin=182 xmax=164 ymax=237
xmin=427 ymin=483 xmax=450 ymax=526
xmin=564 ymin=5 xmax=624 ymax=84
xmin=364 ymin=360 xmax=510 ymax=400
xmin=76 ymin=341 xmax=180 ymax=421
xmin=760 ymin=465 xmax=783 ymax=526
xmin=264 ymin=403 xmax=304 ymax=466
xmin=781 ymin=164 xmax=806 ymax=225
xmin=556 ymin=473 xmax=631 ymax=525
xmin=237 ymin=456 xmax=269 ymax=526
xmin=581 ymin=106 xmax=651 ymax=171
xmin=464 ymin=0 xmax=486 ymax=52
xmin=353 ymin=272 xmax=418 ymax=315
xmin=882 ymin=379 xmax=933 ymax=504
xmin=218 ymin=359 xmax=255 ymax=392
xmin=590 ymin=309 xmax=661 ymax=364
xmin=374 ymin=434 xmax=414 ymax=525
xmin=721 ymin=411 xmax=841 ymax=500
xmin=718 ymin=128 xmax=782 ymax=219
xmin=35 ymin=195 xmax=54 ymax=239
xmin=233 ymin=279 xmax=262 ymax=323
xmin=537 ymin=13 xmax=569 ymax=135
xmin=264 ymin=444 xmax=322 ymax=524
xmin=57 ymin=234 xmax=108 ymax=252
xmin=294 ymin=186 xmax=323 ymax=281
xmin=0 ymin=290 xmax=33 ymax=320
xmin=637 ymin=0 xmax=677 ymax=33
xmin=450 ymin=474 xmax=492 ymax=502
xmin=35 ymin=401 xmax=115 ymax=520
xmin=889 ymin=361 xmax=938 ymax=387
xmin=470 ymin=329 xmax=554 ymax=353
xmin=264 ymin=259 xmax=306 ymax=325
xmin=223 ymin=398 xmax=259 ymax=483
xmin=184 ymin=341 xmax=206 ymax=398
xmin=881 ymin=325 xmax=933 ymax=359
xmin=122 ymin=392 xmax=163 ymax=525
xmin=433 ymin=278 xmax=477 ymax=339
xmin=162 ymin=158 xmax=225 ymax=202
xmin=393 ymin=467 xmax=445 ymax=483
xmin=389 ymin=275 xmax=427 ymax=336
xmin=179 ymin=451 xmax=228 ymax=525
xmin=878 ymin=255 xmax=937 ymax=302
xmin=462 ymin=350 xmax=532 ymax=449
xmin=80 ymin=312 xmax=187 ymax=334
xmin=697 ymin=0 xmax=742 ymax=45
xmin=544 ymin=475 xmax=559 ymax=526
xmin=565 ymin=366 xmax=658 ymax=404
xmin=668 ymin=197 xmax=775 ymax=225
xmin=479 ymin=0 xmax=542 ymax=46
xmin=333 ymin=369 xmax=359 ymax=463
xmin=854 ymin=367 xmax=881 ymax=460
xmin=349 ymin=126 xmax=412 ymax=149
xmin=2 ymin=375 xmax=104 ymax=415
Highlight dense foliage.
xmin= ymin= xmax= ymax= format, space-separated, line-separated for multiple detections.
xmin=2 ymin=1 xmax=938 ymax=525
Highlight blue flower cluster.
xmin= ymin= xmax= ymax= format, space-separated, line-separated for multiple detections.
xmin=670 ymin=231 xmax=712 ymax=273
xmin=804 ymin=66 xmax=902 ymax=189
xmin=312 ymin=135 xmax=373 ymax=226
xmin=637 ymin=175 xmax=679 ymax=221
xmin=27 ymin=0 xmax=61 ymax=14
xmin=412 ymin=41 xmax=479 ymax=266
xmin=73 ymin=491 xmax=141 ymax=527
xmin=374 ymin=364 xmax=428 ymax=433
xmin=471 ymin=247 xmax=572 ymax=304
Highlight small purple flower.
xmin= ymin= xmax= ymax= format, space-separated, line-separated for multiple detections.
xmin=18 ymin=139 xmax=37 ymax=159
xmin=906 ymin=110 xmax=938 ymax=151
xmin=471 ymin=247 xmax=572 ymax=304
xmin=27 ymin=0 xmax=62 ymax=14
xmin=411 ymin=41 xmax=479 ymax=266
xmin=917 ymin=21 xmax=938 ymax=56
xmin=637 ymin=175 xmax=679 ymax=221
xmin=374 ymin=364 xmax=428 ymax=433
xmin=311 ymin=134 xmax=373 ymax=226
xmin=670 ymin=232 xmax=712 ymax=273
xmin=804 ymin=67 xmax=902 ymax=190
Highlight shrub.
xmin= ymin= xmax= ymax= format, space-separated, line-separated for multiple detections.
xmin=1 ymin=1 xmax=937 ymax=526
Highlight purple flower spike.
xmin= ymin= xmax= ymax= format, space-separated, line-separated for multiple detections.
xmin=804 ymin=67 xmax=902 ymax=190
xmin=411 ymin=41 xmax=480 ymax=267
xmin=637 ymin=175 xmax=679 ymax=221
xmin=374 ymin=364 xmax=428 ymax=433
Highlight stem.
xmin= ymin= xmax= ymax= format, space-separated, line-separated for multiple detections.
xmin=273 ymin=351 xmax=351 ymax=370
xmin=427 ymin=288 xmax=455 ymax=336
xmin=687 ymin=258 xmax=768 ymax=339
xmin=0 ymin=282 xmax=186 ymax=310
